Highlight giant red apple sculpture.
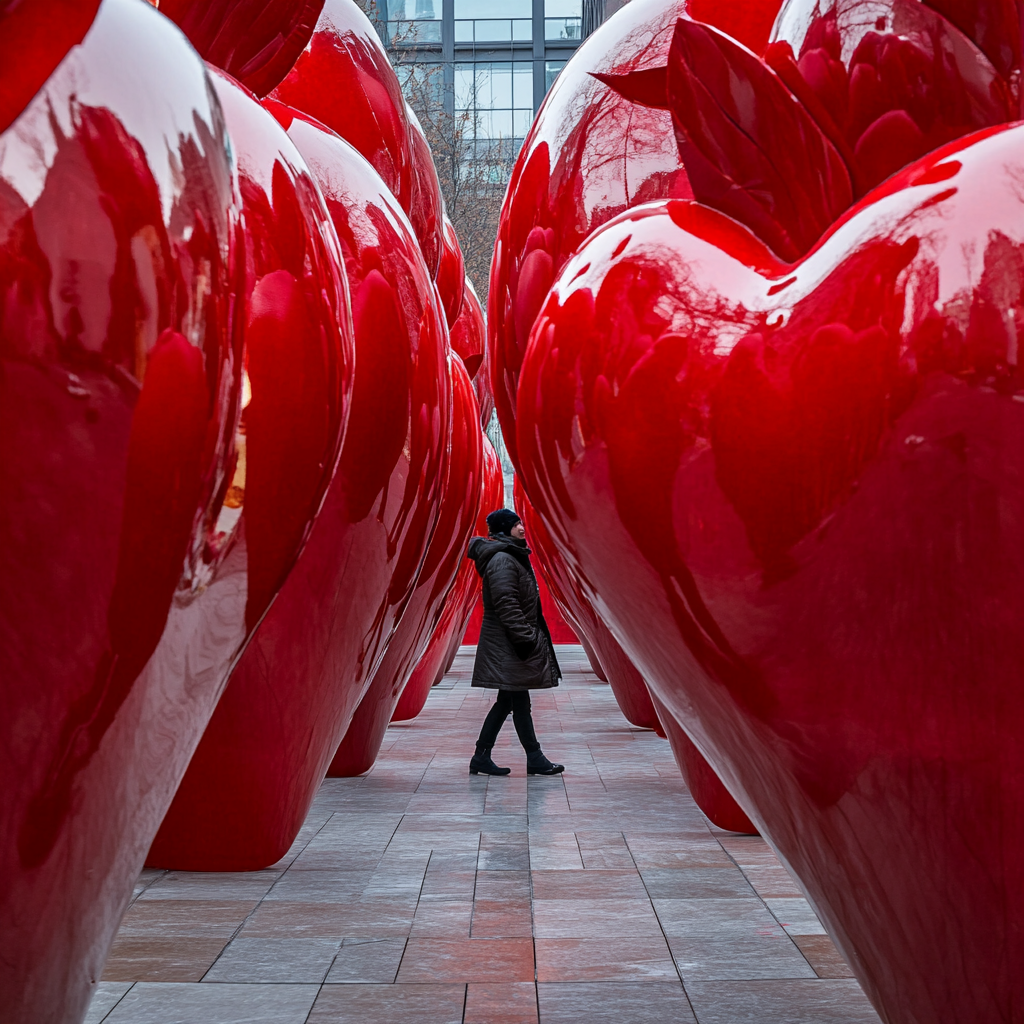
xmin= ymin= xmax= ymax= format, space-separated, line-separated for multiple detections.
xmin=148 ymin=106 xmax=449 ymax=870
xmin=0 ymin=1 xmax=251 ymax=1019
xmin=518 ymin=122 xmax=1024 ymax=1024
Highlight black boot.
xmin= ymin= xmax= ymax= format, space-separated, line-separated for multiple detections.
xmin=526 ymin=750 xmax=564 ymax=776
xmin=470 ymin=746 xmax=511 ymax=776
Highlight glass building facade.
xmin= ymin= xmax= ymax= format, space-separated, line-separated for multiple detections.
xmin=377 ymin=0 xmax=618 ymax=160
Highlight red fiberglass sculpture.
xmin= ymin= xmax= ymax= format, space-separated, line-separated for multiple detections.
xmin=148 ymin=105 xmax=449 ymax=870
xmin=271 ymin=0 xmax=444 ymax=276
xmin=394 ymin=435 xmax=505 ymax=722
xmin=518 ymin=121 xmax=1024 ymax=1024
xmin=0 ymin=1 xmax=252 ymax=1019
xmin=328 ymin=356 xmax=483 ymax=775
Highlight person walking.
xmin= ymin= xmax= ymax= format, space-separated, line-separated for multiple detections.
xmin=467 ymin=508 xmax=564 ymax=777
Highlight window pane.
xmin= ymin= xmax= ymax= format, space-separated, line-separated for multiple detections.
xmin=513 ymin=108 xmax=533 ymax=136
xmin=545 ymin=0 xmax=581 ymax=14
xmin=454 ymin=65 xmax=476 ymax=109
xmin=545 ymin=60 xmax=566 ymax=92
xmin=474 ymin=19 xmax=513 ymax=41
xmin=512 ymin=18 xmax=532 ymax=40
xmin=513 ymin=64 xmax=533 ymax=107
xmin=392 ymin=19 xmax=441 ymax=42
xmin=389 ymin=0 xmax=441 ymax=18
xmin=454 ymin=20 xmax=474 ymax=41
xmin=455 ymin=0 xmax=529 ymax=16
xmin=480 ymin=109 xmax=514 ymax=139
xmin=545 ymin=16 xmax=581 ymax=39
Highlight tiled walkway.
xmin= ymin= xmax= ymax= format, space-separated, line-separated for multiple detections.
xmin=87 ymin=648 xmax=882 ymax=1024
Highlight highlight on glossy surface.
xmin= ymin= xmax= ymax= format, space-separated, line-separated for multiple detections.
xmin=451 ymin=277 xmax=485 ymax=380
xmin=329 ymin=357 xmax=483 ymax=775
xmin=405 ymin=103 xmax=444 ymax=278
xmin=517 ymin=124 xmax=1024 ymax=1024
xmin=270 ymin=0 xmax=442 ymax=274
xmin=0 ymin=1 xmax=243 ymax=1018
xmin=765 ymin=0 xmax=1015 ymax=197
xmin=394 ymin=434 xmax=504 ymax=722
xmin=436 ymin=216 xmax=466 ymax=330
xmin=149 ymin=102 xmax=450 ymax=870
xmin=155 ymin=0 xmax=325 ymax=97
xmin=488 ymin=0 xmax=693 ymax=469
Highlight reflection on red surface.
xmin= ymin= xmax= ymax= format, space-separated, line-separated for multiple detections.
xmin=490 ymin=0 xmax=693 ymax=469
xmin=436 ymin=216 xmax=466 ymax=330
xmin=329 ymin=357 xmax=482 ymax=774
xmin=156 ymin=0 xmax=325 ymax=96
xmin=405 ymin=104 xmax=444 ymax=278
xmin=148 ymin=103 xmax=449 ymax=870
xmin=271 ymin=0 xmax=443 ymax=274
xmin=0 ymin=1 xmax=242 ymax=1018
xmin=765 ymin=0 xmax=1014 ymax=197
xmin=451 ymin=277 xmax=485 ymax=380
xmin=394 ymin=435 xmax=504 ymax=722
xmin=518 ymin=125 xmax=1024 ymax=1024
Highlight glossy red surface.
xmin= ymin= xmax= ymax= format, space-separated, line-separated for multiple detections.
xmin=436 ymin=216 xmax=466 ymax=330
xmin=451 ymin=277 xmax=485 ymax=380
xmin=156 ymin=0 xmax=325 ymax=96
xmin=765 ymin=0 xmax=1015 ymax=197
xmin=489 ymin=0 xmax=693 ymax=469
xmin=149 ymin=104 xmax=449 ymax=870
xmin=270 ymin=0 xmax=442 ymax=275
xmin=668 ymin=18 xmax=852 ymax=263
xmin=328 ymin=358 xmax=482 ymax=774
xmin=393 ymin=435 xmax=505 ymax=722
xmin=647 ymin=690 xmax=758 ymax=833
xmin=0 ymin=2 xmax=243 ymax=1018
xmin=0 ymin=0 xmax=101 ymax=135
xmin=405 ymin=103 xmax=444 ymax=277
xmin=517 ymin=125 xmax=1024 ymax=1024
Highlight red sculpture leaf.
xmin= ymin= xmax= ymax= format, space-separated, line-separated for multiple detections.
xmin=668 ymin=17 xmax=852 ymax=260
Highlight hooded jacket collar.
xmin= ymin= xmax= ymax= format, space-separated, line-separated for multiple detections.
xmin=468 ymin=534 xmax=534 ymax=577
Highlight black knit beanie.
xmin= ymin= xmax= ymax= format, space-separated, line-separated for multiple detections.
xmin=486 ymin=508 xmax=522 ymax=536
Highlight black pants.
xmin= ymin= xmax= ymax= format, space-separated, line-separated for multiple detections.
xmin=476 ymin=690 xmax=540 ymax=753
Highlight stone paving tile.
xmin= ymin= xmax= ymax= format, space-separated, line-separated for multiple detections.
xmin=202 ymin=937 xmax=341 ymax=983
xmin=307 ymin=983 xmax=465 ymax=1024
xmin=464 ymin=982 xmax=538 ymax=1024
xmin=395 ymin=937 xmax=535 ymax=983
xmin=324 ymin=937 xmax=408 ymax=983
xmin=91 ymin=648 xmax=883 ymax=1024
xmin=537 ymin=981 xmax=697 ymax=1023
xmin=101 ymin=982 xmax=318 ymax=1023
xmin=685 ymin=979 xmax=881 ymax=1022
xmin=101 ymin=938 xmax=228 ymax=983
xmin=535 ymin=936 xmax=679 ymax=982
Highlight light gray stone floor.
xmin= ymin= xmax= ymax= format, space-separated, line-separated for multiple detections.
xmin=87 ymin=646 xmax=881 ymax=1023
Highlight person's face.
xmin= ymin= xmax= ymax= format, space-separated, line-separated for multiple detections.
xmin=510 ymin=521 xmax=526 ymax=540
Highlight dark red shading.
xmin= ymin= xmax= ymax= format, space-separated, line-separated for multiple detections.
xmin=436 ymin=216 xmax=466 ymax=330
xmin=0 ymin=0 xmax=102 ymax=135
xmin=270 ymin=0 xmax=443 ymax=275
xmin=394 ymin=435 xmax=505 ymax=722
xmin=156 ymin=0 xmax=325 ymax=97
xmin=517 ymin=126 xmax=1024 ymax=1024
xmin=451 ymin=278 xmax=486 ymax=380
xmin=328 ymin=357 xmax=483 ymax=774
xmin=0 ymin=1 xmax=242 ymax=1018
xmin=668 ymin=17 xmax=852 ymax=261
xmin=149 ymin=103 xmax=449 ymax=870
xmin=765 ymin=0 xmax=1014 ymax=196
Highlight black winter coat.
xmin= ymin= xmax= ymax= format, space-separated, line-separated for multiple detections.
xmin=468 ymin=535 xmax=561 ymax=690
